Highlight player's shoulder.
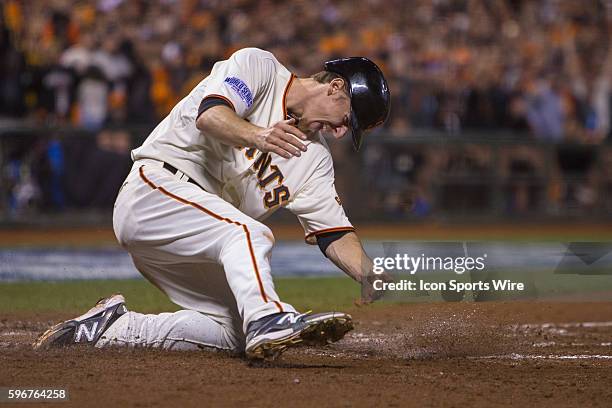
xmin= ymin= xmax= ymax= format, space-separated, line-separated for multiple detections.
xmin=304 ymin=136 xmax=335 ymax=173
xmin=314 ymin=134 xmax=333 ymax=156
xmin=231 ymin=47 xmax=278 ymax=64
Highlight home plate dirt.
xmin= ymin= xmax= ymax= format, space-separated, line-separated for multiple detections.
xmin=2 ymin=302 xmax=612 ymax=407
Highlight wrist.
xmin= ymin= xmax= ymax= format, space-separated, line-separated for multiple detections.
xmin=248 ymin=127 xmax=264 ymax=149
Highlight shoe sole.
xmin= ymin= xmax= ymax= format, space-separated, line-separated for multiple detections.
xmin=32 ymin=294 xmax=125 ymax=350
xmin=245 ymin=313 xmax=353 ymax=360
xmin=32 ymin=321 xmax=77 ymax=350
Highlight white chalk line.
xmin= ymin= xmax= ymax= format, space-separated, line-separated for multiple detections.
xmin=0 ymin=330 xmax=34 ymax=337
xmin=474 ymin=353 xmax=612 ymax=361
xmin=510 ymin=321 xmax=612 ymax=339
xmin=564 ymin=342 xmax=612 ymax=347
xmin=513 ymin=321 xmax=612 ymax=330
xmin=532 ymin=341 xmax=612 ymax=347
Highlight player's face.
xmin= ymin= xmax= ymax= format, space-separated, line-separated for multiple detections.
xmin=299 ymin=79 xmax=351 ymax=140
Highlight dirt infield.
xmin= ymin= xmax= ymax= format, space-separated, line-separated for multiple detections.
xmin=3 ymin=302 xmax=612 ymax=407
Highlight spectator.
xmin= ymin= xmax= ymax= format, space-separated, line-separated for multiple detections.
xmin=0 ymin=0 xmax=610 ymax=140
xmin=59 ymin=32 xmax=96 ymax=76
xmin=2 ymin=0 xmax=611 ymax=220
xmin=76 ymin=65 xmax=109 ymax=130
xmin=525 ymin=74 xmax=565 ymax=141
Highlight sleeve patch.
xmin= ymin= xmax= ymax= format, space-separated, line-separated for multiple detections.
xmin=224 ymin=77 xmax=253 ymax=108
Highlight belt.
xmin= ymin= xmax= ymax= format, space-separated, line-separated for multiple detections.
xmin=162 ymin=162 xmax=201 ymax=189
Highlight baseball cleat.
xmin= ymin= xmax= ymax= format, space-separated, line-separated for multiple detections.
xmin=33 ymin=294 xmax=128 ymax=350
xmin=245 ymin=311 xmax=353 ymax=360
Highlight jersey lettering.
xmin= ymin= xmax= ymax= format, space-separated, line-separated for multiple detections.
xmin=253 ymin=152 xmax=272 ymax=179
xmin=243 ymin=148 xmax=291 ymax=208
xmin=224 ymin=77 xmax=254 ymax=108
xmin=264 ymin=185 xmax=290 ymax=209
xmin=244 ymin=147 xmax=257 ymax=160
xmin=259 ymin=164 xmax=283 ymax=188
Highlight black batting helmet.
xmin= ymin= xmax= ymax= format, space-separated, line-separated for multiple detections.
xmin=324 ymin=57 xmax=390 ymax=151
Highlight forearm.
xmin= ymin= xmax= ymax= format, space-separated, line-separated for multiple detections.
xmin=324 ymin=232 xmax=372 ymax=283
xmin=196 ymin=105 xmax=260 ymax=147
xmin=196 ymin=105 xmax=307 ymax=158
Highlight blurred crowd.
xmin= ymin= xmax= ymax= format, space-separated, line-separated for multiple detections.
xmin=1 ymin=0 xmax=611 ymax=141
xmin=1 ymin=0 xmax=611 ymax=219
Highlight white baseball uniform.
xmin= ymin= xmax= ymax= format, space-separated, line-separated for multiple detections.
xmin=98 ymin=48 xmax=354 ymax=352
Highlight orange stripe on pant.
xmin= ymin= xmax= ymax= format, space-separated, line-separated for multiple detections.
xmin=139 ymin=166 xmax=283 ymax=313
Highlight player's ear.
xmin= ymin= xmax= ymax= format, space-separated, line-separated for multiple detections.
xmin=329 ymin=78 xmax=346 ymax=96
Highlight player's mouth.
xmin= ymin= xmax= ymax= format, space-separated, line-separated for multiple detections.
xmin=289 ymin=113 xmax=348 ymax=140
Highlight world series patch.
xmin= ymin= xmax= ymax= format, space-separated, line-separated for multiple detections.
xmin=224 ymin=77 xmax=253 ymax=109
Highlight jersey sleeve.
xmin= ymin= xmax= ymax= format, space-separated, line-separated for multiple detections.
xmin=285 ymin=154 xmax=355 ymax=245
xmin=198 ymin=48 xmax=275 ymax=118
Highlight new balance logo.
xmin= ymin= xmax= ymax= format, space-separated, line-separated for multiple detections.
xmin=75 ymin=322 xmax=99 ymax=342
xmin=276 ymin=313 xmax=307 ymax=325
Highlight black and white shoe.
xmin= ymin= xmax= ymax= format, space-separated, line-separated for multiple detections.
xmin=33 ymin=294 xmax=128 ymax=350
xmin=245 ymin=311 xmax=353 ymax=360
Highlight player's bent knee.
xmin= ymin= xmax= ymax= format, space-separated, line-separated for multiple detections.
xmin=245 ymin=222 xmax=275 ymax=245
xmin=224 ymin=221 xmax=274 ymax=248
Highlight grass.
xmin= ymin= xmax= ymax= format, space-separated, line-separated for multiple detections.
xmin=3 ymin=271 xmax=612 ymax=315
xmin=0 ymin=277 xmax=361 ymax=314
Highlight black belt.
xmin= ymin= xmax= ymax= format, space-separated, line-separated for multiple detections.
xmin=162 ymin=162 xmax=201 ymax=188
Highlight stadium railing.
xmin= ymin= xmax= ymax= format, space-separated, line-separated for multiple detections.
xmin=0 ymin=123 xmax=610 ymax=226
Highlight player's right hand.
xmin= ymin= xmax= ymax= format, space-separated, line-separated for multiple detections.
xmin=254 ymin=118 xmax=308 ymax=159
xmin=356 ymin=271 xmax=394 ymax=306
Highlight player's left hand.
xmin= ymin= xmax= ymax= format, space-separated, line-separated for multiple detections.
xmin=253 ymin=118 xmax=308 ymax=158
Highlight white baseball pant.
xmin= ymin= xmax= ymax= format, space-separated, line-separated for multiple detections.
xmin=97 ymin=160 xmax=296 ymax=352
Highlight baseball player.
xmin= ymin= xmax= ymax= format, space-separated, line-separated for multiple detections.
xmin=34 ymin=48 xmax=390 ymax=359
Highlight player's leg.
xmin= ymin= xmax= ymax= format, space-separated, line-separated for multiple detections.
xmin=114 ymin=162 xmax=296 ymax=330
xmin=110 ymin=161 xmax=351 ymax=359
xmin=34 ymin=260 xmax=245 ymax=352
xmin=94 ymin=257 xmax=246 ymax=352
xmin=33 ymin=291 xmax=241 ymax=352
xmin=96 ymin=309 xmax=238 ymax=352
xmin=35 ymin=162 xmax=351 ymax=357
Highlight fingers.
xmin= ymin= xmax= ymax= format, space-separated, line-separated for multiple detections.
xmin=278 ymin=119 xmax=308 ymax=141
xmin=254 ymin=120 xmax=309 ymax=158
xmin=354 ymin=298 xmax=371 ymax=307
xmin=260 ymin=126 xmax=308 ymax=159
xmin=278 ymin=130 xmax=308 ymax=153
xmin=275 ymin=127 xmax=307 ymax=153
xmin=356 ymin=272 xmax=392 ymax=306
xmin=265 ymin=136 xmax=302 ymax=159
xmin=265 ymin=146 xmax=292 ymax=159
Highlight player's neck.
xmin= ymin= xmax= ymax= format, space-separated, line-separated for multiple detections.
xmin=285 ymin=77 xmax=319 ymax=118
